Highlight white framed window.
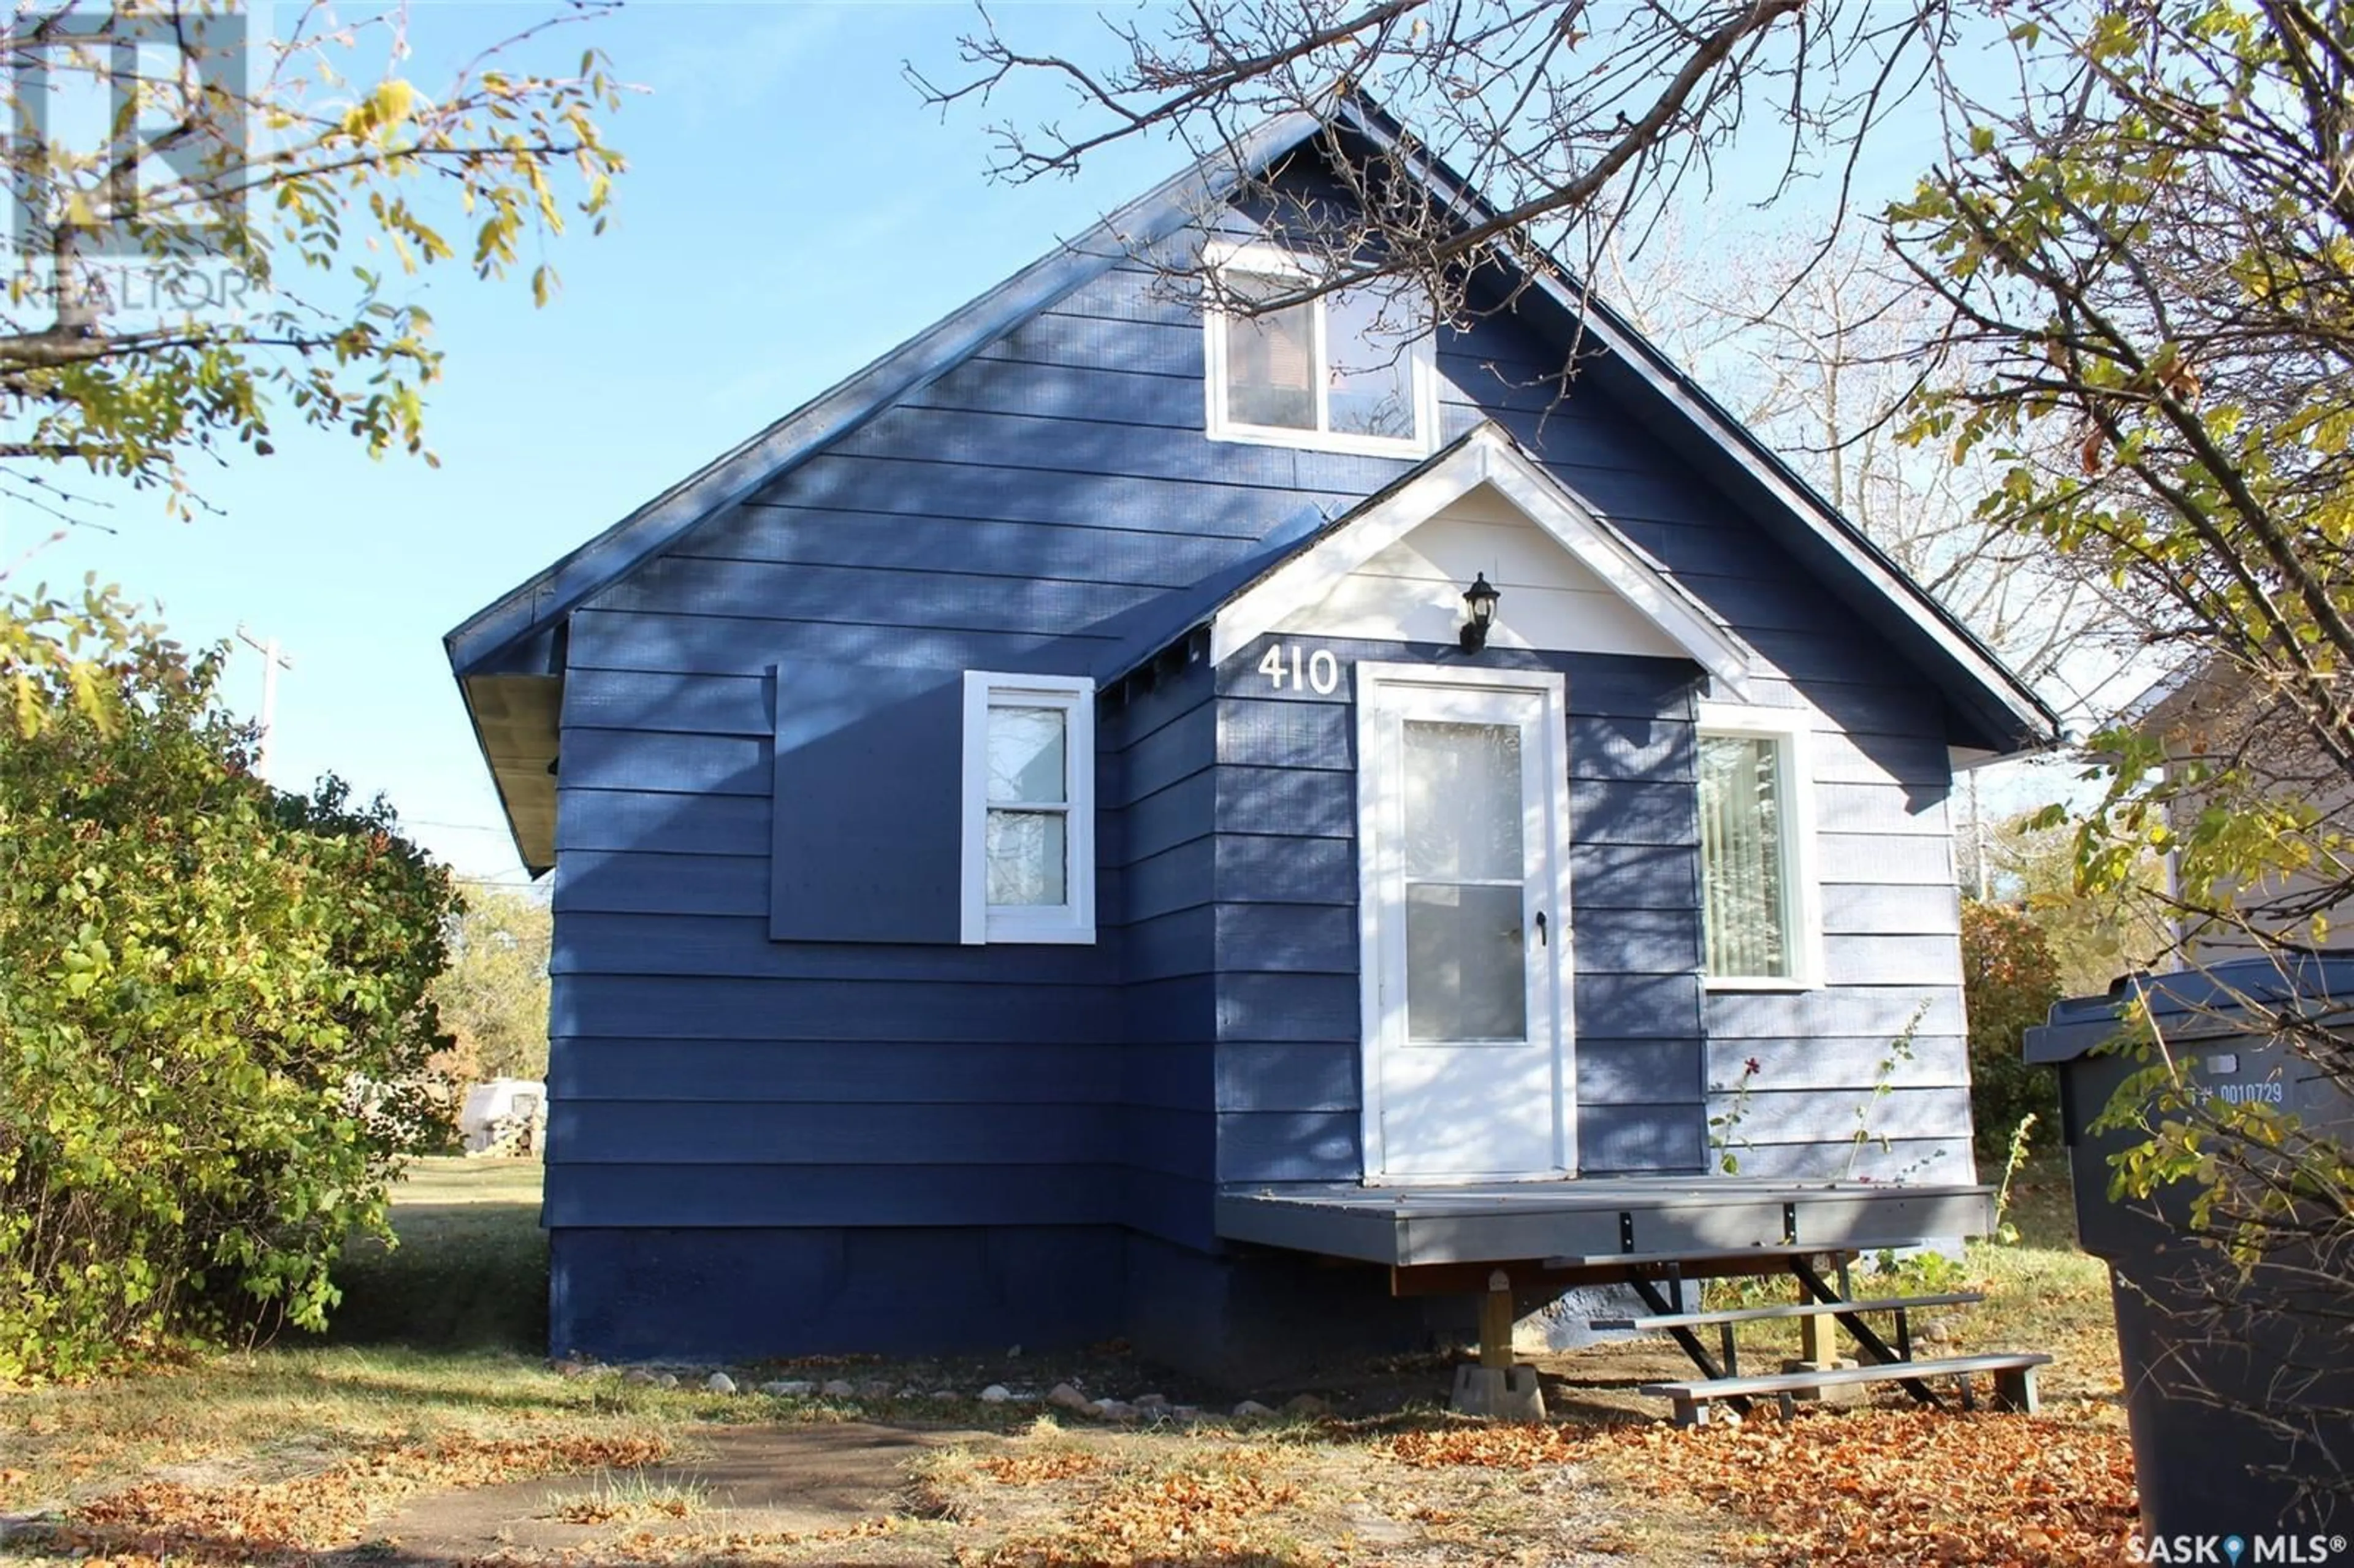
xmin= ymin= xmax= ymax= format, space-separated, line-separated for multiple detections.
xmin=1202 ymin=241 xmax=1439 ymax=458
xmin=1694 ymin=701 xmax=1822 ymax=991
xmin=961 ymin=672 xmax=1097 ymax=945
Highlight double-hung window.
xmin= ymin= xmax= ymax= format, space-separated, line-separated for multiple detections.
xmin=1695 ymin=702 xmax=1821 ymax=989
xmin=1203 ymin=242 xmax=1437 ymax=457
xmin=961 ymin=673 xmax=1096 ymax=945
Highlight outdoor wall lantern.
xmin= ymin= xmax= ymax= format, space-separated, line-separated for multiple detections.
xmin=1459 ymin=573 xmax=1501 ymax=652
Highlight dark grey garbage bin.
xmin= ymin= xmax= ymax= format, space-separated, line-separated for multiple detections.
xmin=2025 ymin=955 xmax=2354 ymax=1539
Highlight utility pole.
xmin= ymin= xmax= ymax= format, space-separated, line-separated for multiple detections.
xmin=234 ymin=625 xmax=294 ymax=780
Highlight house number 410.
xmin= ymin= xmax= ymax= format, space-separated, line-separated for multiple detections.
xmin=1257 ymin=644 xmax=1343 ymax=695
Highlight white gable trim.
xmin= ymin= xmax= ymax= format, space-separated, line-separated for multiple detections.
xmin=1208 ymin=427 xmax=1754 ymax=695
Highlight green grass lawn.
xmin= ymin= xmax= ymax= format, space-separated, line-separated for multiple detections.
xmin=322 ymin=1155 xmax=548 ymax=1352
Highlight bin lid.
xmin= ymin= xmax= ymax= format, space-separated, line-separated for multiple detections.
xmin=2023 ymin=953 xmax=2354 ymax=1065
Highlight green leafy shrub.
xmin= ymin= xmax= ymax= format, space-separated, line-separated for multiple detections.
xmin=1960 ymin=900 xmax=2063 ymax=1166
xmin=0 ymin=599 xmax=460 ymax=1378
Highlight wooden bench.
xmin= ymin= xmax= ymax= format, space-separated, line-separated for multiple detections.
xmin=1641 ymin=1352 xmax=2053 ymax=1427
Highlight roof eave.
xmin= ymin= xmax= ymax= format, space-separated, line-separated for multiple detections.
xmin=452 ymin=671 xmax=558 ymax=878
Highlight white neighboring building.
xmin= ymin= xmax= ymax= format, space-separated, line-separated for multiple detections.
xmin=460 ymin=1078 xmax=547 ymax=1154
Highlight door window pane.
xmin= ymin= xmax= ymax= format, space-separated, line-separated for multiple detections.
xmin=986 ymin=810 xmax=1067 ymax=907
xmin=1699 ymin=734 xmax=1790 ymax=976
xmin=1406 ymin=883 xmax=1528 ymax=1040
xmin=1403 ymin=721 xmax=1522 ymax=880
xmin=988 ymin=706 xmax=1065 ymax=804
xmin=1326 ymin=287 xmax=1416 ymax=439
xmin=1223 ymin=270 xmax=1316 ymax=430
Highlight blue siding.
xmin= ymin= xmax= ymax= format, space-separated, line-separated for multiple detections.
xmin=606 ymin=555 xmax=1157 ymax=633
xmin=552 ymin=788 xmax=771 ymax=857
xmin=1203 ymin=636 xmax=1712 ymax=1182
xmin=531 ymin=147 xmax=1981 ymax=1362
xmin=550 ymin=1038 xmax=1122 ymax=1102
xmin=549 ymin=1102 xmax=1119 ymax=1165
xmin=552 ymin=912 xmax=1107 ymax=982
xmin=542 ymin=1166 xmax=1125 ymax=1228
xmin=568 ymin=607 xmax=1108 ymax=677
xmin=559 ymin=729 xmax=768 ymax=796
xmin=1107 ymin=656 xmax=1219 ymax=1247
xmin=549 ymin=975 xmax=1118 ymax=1041
xmin=554 ymin=851 xmax=769 ymax=918
xmin=768 ymin=661 xmax=964 ymax=944
xmin=551 ymin=1226 xmax=1124 ymax=1361
xmin=546 ymin=595 xmax=1129 ymax=1255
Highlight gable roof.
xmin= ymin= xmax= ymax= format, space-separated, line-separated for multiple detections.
xmin=1110 ymin=422 xmax=1755 ymax=692
xmin=449 ymin=91 xmax=2063 ymax=872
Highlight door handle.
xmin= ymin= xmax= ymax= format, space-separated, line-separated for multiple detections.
xmin=1534 ymin=910 xmax=1548 ymax=946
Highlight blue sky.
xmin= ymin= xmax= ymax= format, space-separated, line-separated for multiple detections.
xmin=22 ymin=1 xmax=2037 ymax=889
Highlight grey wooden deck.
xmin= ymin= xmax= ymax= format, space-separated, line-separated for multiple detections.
xmin=1214 ymin=1176 xmax=1996 ymax=1268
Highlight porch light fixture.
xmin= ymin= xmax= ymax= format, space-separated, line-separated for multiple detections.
xmin=1459 ymin=573 xmax=1501 ymax=652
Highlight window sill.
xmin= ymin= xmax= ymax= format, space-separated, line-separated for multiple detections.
xmin=1207 ymin=422 xmax=1435 ymax=460
xmin=1702 ymin=974 xmax=1821 ymax=993
xmin=982 ymin=914 xmax=1097 ymax=946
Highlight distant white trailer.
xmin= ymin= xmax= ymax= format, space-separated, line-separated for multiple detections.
xmin=460 ymin=1078 xmax=547 ymax=1154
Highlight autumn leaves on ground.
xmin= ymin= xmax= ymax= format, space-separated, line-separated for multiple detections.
xmin=0 ymin=1159 xmax=2136 ymax=1567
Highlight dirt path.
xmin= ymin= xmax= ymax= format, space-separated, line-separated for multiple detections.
xmin=364 ymin=1423 xmax=988 ymax=1564
xmin=327 ymin=1410 xmax=1728 ymax=1568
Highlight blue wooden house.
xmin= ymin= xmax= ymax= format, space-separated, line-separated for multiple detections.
xmin=446 ymin=97 xmax=2059 ymax=1380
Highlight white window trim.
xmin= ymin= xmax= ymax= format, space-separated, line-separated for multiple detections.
xmin=1694 ymin=700 xmax=1823 ymax=992
xmin=961 ymin=672 xmax=1097 ymax=946
xmin=1202 ymin=240 xmax=1441 ymax=459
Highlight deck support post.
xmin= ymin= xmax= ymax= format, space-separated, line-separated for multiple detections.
xmin=1450 ymin=1271 xmax=1545 ymax=1420
xmin=1797 ymin=1273 xmax=1829 ymax=1365
xmin=1785 ymin=1265 xmax=1857 ymax=1403
xmin=1479 ymin=1270 xmax=1514 ymax=1369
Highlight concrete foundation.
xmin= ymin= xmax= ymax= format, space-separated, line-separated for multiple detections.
xmin=1450 ymin=1364 xmax=1546 ymax=1419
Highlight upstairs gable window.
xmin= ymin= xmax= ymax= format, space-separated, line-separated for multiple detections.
xmin=1205 ymin=243 xmax=1437 ymax=457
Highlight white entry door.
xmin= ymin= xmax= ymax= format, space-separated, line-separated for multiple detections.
xmin=1357 ymin=663 xmax=1575 ymax=1181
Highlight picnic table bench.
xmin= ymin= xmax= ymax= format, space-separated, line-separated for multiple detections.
xmin=1640 ymin=1352 xmax=2052 ymax=1427
xmin=1586 ymin=1251 xmax=2050 ymax=1423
